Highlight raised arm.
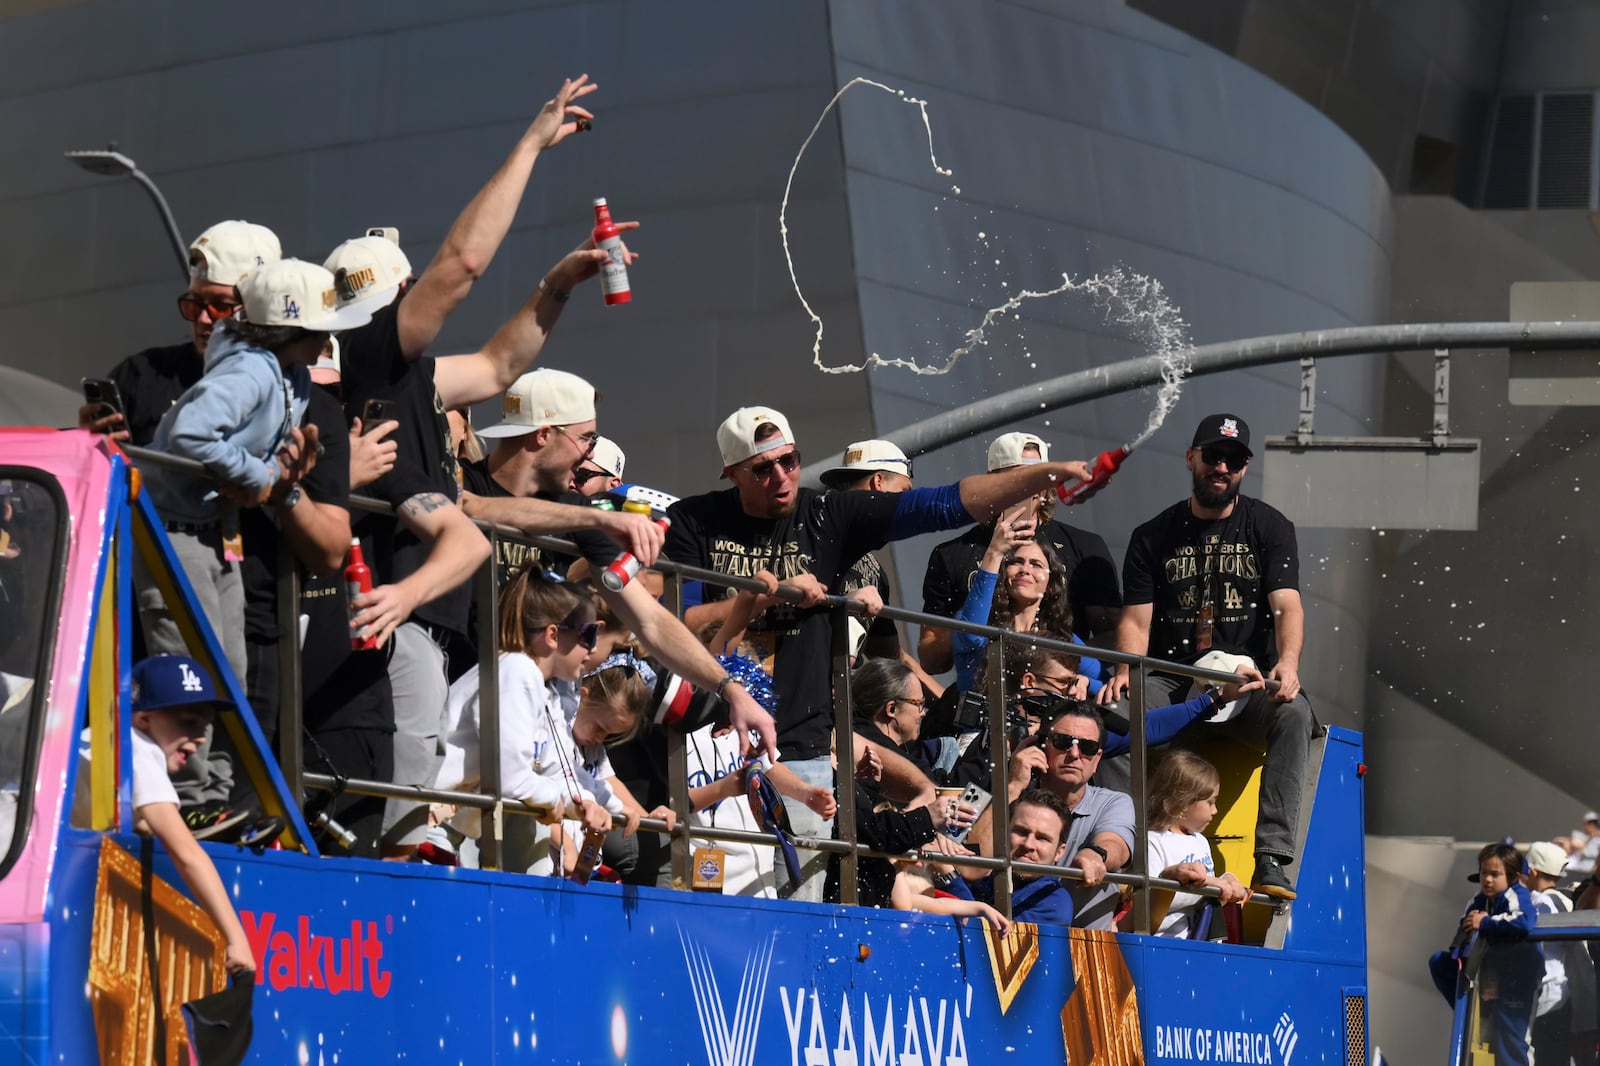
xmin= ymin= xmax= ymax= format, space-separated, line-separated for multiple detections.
xmin=460 ymin=490 xmax=664 ymax=566
xmin=432 ymin=232 xmax=638 ymax=410
xmin=396 ymin=76 xmax=598 ymax=359
xmin=956 ymin=461 xmax=1093 ymax=525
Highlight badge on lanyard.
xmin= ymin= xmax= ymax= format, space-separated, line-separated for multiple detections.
xmin=691 ymin=847 xmax=727 ymax=892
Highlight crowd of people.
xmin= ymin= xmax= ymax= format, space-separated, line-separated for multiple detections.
xmin=73 ymin=74 xmax=1323 ymax=933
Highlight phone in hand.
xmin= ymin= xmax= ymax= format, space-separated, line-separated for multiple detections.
xmin=360 ymin=398 xmax=397 ymax=432
xmin=81 ymin=377 xmax=125 ymax=418
xmin=946 ymin=783 xmax=992 ymax=844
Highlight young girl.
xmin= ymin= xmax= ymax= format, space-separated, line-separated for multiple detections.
xmin=436 ymin=569 xmax=613 ymax=875
xmin=1146 ymin=750 xmax=1249 ymax=937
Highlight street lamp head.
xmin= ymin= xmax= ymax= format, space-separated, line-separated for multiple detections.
xmin=64 ymin=147 xmax=138 ymax=178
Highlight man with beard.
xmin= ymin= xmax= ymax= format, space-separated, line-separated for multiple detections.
xmin=1103 ymin=413 xmax=1313 ymax=901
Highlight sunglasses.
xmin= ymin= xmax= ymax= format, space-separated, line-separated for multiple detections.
xmin=572 ymin=465 xmax=611 ymax=487
xmin=558 ymin=619 xmax=603 ymax=651
xmin=1199 ymin=445 xmax=1249 ymax=470
xmin=177 ymin=293 xmax=242 ymax=323
xmin=746 ymin=450 xmax=801 ymax=481
xmin=1043 ymin=732 xmax=1102 ymax=757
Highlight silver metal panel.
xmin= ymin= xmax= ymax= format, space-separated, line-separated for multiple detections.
xmin=1263 ymin=438 xmax=1481 ymax=530
xmin=1509 ymin=283 xmax=1600 ymax=403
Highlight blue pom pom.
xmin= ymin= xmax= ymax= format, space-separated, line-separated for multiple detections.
xmin=718 ymin=653 xmax=776 ymax=712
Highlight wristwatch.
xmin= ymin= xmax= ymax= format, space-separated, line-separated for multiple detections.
xmin=1080 ymin=843 xmax=1109 ymax=863
xmin=275 ymin=484 xmax=303 ymax=511
xmin=715 ymin=675 xmax=744 ymax=701
xmin=538 ymin=277 xmax=571 ymax=303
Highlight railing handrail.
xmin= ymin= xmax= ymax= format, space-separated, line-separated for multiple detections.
xmin=119 ymin=438 xmax=1286 ymax=927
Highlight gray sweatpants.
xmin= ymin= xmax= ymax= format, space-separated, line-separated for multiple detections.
xmin=136 ymin=527 xmax=244 ymax=806
xmin=380 ymin=621 xmax=450 ymax=848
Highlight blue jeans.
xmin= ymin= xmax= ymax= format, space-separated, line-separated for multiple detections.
xmin=776 ymin=755 xmax=834 ymax=903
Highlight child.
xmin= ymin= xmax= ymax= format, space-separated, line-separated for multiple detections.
xmin=1145 ymin=750 xmax=1250 ymax=937
xmin=435 ymin=569 xmax=613 ymax=875
xmin=567 ymin=651 xmax=677 ymax=880
xmin=1428 ymin=842 xmax=1544 ymax=1066
xmin=140 ymin=259 xmax=372 ymax=685
xmin=891 ymin=856 xmax=1010 ymax=935
xmin=116 ymin=656 xmax=256 ymax=975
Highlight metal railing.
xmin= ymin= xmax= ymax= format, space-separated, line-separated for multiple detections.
xmin=122 ymin=441 xmax=1284 ymax=931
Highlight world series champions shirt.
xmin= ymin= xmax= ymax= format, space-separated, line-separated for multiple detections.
xmin=1121 ymin=494 xmax=1299 ymax=669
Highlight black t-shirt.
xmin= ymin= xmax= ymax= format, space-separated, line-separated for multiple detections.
xmin=664 ymin=486 xmax=901 ymax=761
xmin=108 ymin=341 xmax=202 ymax=446
xmin=298 ymin=541 xmax=395 ymax=735
xmin=920 ymin=517 xmax=1122 ymax=639
xmin=241 ymin=386 xmax=352 ymax=642
xmin=1121 ymin=495 xmax=1299 ymax=668
xmin=459 ymin=460 xmax=623 ymax=586
xmin=837 ymin=550 xmax=901 ymax=659
xmin=340 ymin=298 xmax=467 ymax=634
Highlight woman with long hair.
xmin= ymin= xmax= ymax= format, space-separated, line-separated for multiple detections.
xmin=952 ymin=501 xmax=1102 ymax=693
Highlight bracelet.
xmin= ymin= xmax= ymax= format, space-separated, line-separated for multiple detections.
xmin=1080 ymin=843 xmax=1108 ymax=863
xmin=715 ymin=675 xmax=743 ymax=701
xmin=538 ymin=277 xmax=570 ymax=303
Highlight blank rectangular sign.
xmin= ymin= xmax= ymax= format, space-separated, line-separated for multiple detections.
xmin=1508 ymin=282 xmax=1600 ymax=405
xmin=1262 ymin=438 xmax=1480 ymax=530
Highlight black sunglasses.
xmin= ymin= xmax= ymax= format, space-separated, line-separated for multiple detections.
xmin=746 ymin=450 xmax=801 ymax=481
xmin=1043 ymin=732 xmax=1102 ymax=757
xmin=572 ymin=465 xmax=611 ymax=486
xmin=559 ymin=619 xmax=603 ymax=651
xmin=1199 ymin=445 xmax=1249 ymax=469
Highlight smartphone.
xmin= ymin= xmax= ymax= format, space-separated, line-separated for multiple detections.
xmin=946 ymin=783 xmax=992 ymax=844
xmin=81 ymin=377 xmax=125 ymax=417
xmin=361 ymin=398 xmax=397 ymax=431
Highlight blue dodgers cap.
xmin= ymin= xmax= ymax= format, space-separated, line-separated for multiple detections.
xmin=131 ymin=655 xmax=233 ymax=713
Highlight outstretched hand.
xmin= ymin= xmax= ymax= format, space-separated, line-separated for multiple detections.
xmin=529 ymin=74 xmax=599 ymax=150
xmin=546 ymin=222 xmax=642 ymax=291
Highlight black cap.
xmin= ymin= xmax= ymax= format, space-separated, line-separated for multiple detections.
xmin=1191 ymin=414 xmax=1252 ymax=458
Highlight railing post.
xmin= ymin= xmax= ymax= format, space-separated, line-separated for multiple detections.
xmin=475 ymin=538 xmax=502 ymax=871
xmin=275 ymin=539 xmax=303 ymax=816
xmin=665 ymin=572 xmax=691 ymax=890
xmin=985 ymin=635 xmax=1011 ymax=919
xmin=1131 ymin=659 xmax=1151 ymax=935
xmin=832 ymin=603 xmax=858 ymax=905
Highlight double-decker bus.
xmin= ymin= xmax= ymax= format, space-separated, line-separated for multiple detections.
xmin=0 ymin=427 xmax=1369 ymax=1064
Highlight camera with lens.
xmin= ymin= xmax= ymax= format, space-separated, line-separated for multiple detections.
xmin=949 ymin=689 xmax=1046 ymax=754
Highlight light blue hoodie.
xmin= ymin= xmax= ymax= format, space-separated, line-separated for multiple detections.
xmin=143 ymin=325 xmax=311 ymax=525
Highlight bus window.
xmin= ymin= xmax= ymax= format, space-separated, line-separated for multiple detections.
xmin=0 ymin=474 xmax=66 ymax=870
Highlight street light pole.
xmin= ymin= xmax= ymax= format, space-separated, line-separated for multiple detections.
xmin=64 ymin=146 xmax=188 ymax=279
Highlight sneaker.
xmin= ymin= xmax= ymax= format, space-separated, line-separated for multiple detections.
xmin=1251 ymin=855 xmax=1298 ymax=901
xmin=238 ymin=815 xmax=286 ymax=852
xmin=182 ymin=802 xmax=251 ymax=843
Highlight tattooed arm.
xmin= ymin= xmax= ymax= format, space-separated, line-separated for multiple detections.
xmin=347 ymin=492 xmax=491 ymax=648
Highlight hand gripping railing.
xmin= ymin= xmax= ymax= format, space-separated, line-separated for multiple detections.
xmin=120 ymin=440 xmax=1281 ymax=928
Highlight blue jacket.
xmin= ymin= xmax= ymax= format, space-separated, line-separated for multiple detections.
xmin=144 ymin=328 xmax=310 ymax=524
xmin=948 ymin=870 xmax=1075 ymax=925
xmin=1102 ymin=694 xmax=1218 ymax=758
xmin=953 ymin=568 xmax=1102 ymax=692
xmin=1457 ymin=882 xmax=1544 ymax=1001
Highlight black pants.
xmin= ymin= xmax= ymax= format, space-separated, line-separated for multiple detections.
xmin=304 ymin=727 xmax=393 ymax=859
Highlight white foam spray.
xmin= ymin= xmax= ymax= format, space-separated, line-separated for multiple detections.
xmin=780 ymin=78 xmax=1194 ymax=446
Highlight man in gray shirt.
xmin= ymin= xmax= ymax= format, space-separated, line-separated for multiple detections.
xmin=978 ymin=701 xmax=1134 ymax=928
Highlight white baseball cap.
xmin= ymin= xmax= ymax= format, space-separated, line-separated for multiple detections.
xmin=717 ymin=406 xmax=794 ymax=469
xmin=188 ymin=220 xmax=282 ymax=286
xmin=589 ymin=436 xmax=626 ymax=478
xmin=477 ymin=369 xmax=598 ymax=439
xmin=1189 ymin=651 xmax=1257 ymax=723
xmin=1526 ymin=841 xmax=1569 ymax=878
xmin=323 ymin=231 xmax=413 ymax=312
xmin=821 ymin=439 xmax=912 ymax=488
xmin=987 ymin=431 xmax=1049 ymax=472
xmin=237 ymin=259 xmax=375 ymax=332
